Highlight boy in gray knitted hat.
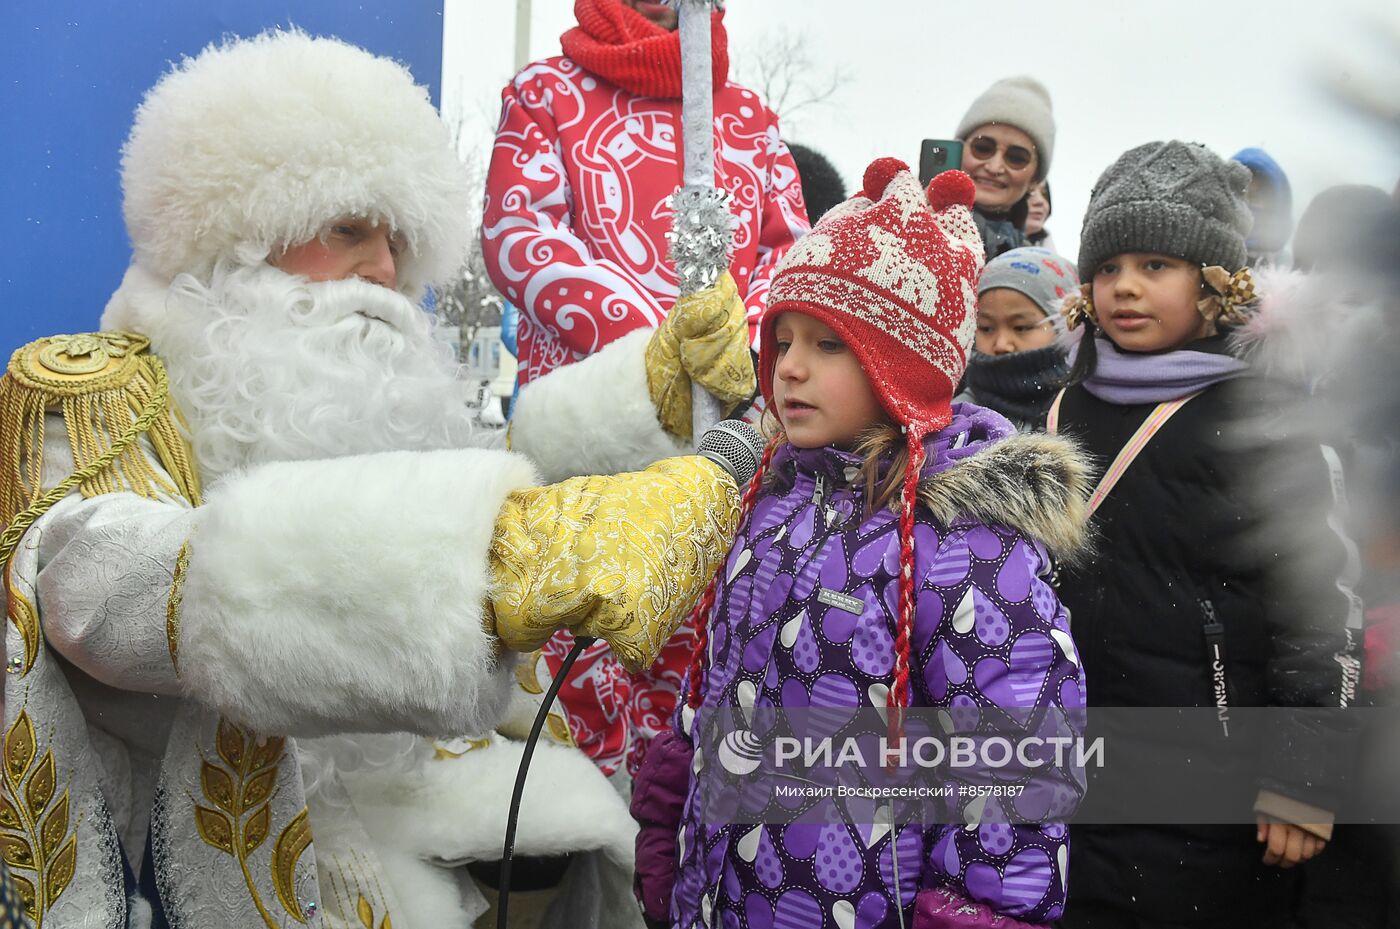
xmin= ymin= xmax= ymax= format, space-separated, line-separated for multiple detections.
xmin=1051 ymin=140 xmax=1361 ymax=929
xmin=957 ymin=245 xmax=1078 ymax=430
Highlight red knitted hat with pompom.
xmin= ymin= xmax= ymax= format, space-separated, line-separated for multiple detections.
xmin=757 ymin=157 xmax=985 ymax=438
xmin=688 ymin=159 xmax=986 ymax=731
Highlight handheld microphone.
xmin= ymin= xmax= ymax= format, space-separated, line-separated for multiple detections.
xmin=496 ymin=420 xmax=763 ymax=928
xmin=696 ymin=418 xmax=764 ymax=488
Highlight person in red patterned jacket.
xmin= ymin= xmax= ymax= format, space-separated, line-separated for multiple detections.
xmin=482 ymin=0 xmax=809 ymax=391
xmin=480 ymin=0 xmax=810 ymax=782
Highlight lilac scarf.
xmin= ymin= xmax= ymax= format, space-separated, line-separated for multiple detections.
xmin=1078 ymin=336 xmax=1249 ymax=404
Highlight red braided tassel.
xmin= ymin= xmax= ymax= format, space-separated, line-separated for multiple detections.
xmin=686 ymin=439 xmax=779 ymax=709
xmin=684 ymin=575 xmax=721 ymax=710
xmin=889 ymin=436 xmax=926 ymax=748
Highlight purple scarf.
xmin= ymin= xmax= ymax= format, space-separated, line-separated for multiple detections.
xmin=1078 ymin=336 xmax=1250 ymax=404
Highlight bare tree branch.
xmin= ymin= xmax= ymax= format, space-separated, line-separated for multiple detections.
xmin=732 ymin=29 xmax=848 ymax=132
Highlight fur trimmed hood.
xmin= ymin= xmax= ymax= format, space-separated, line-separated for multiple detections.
xmin=120 ymin=29 xmax=472 ymax=298
xmin=1229 ymin=266 xmax=1387 ymax=390
xmin=917 ymin=430 xmax=1093 ymax=563
xmin=770 ymin=405 xmax=1093 ymax=563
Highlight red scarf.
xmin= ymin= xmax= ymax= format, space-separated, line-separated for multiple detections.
xmin=560 ymin=0 xmax=728 ymax=99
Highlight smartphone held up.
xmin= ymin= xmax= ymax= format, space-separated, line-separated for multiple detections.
xmin=919 ymin=139 xmax=964 ymax=186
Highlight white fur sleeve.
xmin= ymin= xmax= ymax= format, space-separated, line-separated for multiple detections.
xmin=176 ymin=448 xmax=535 ymax=738
xmin=508 ymin=328 xmax=686 ymax=482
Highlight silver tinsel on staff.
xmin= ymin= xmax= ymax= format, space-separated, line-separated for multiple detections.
xmin=668 ymin=185 xmax=734 ymax=296
xmin=665 ymin=0 xmax=734 ymax=436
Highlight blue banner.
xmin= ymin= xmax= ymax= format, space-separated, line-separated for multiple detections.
xmin=0 ymin=3 xmax=444 ymax=357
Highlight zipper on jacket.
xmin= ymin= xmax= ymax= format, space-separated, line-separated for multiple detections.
xmin=1200 ymin=598 xmax=1231 ymax=738
xmin=812 ymin=473 xmax=849 ymax=530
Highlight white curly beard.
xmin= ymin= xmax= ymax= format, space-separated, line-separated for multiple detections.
xmin=147 ymin=263 xmax=478 ymax=486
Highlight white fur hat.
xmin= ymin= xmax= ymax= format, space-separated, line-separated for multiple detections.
xmin=955 ymin=75 xmax=1055 ymax=182
xmin=119 ymin=29 xmax=471 ymax=297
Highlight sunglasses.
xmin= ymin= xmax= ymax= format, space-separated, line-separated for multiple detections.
xmin=967 ymin=136 xmax=1035 ymax=172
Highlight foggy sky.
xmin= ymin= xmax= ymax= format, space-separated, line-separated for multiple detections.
xmin=444 ymin=0 xmax=1399 ymax=262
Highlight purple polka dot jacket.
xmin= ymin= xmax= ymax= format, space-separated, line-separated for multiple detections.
xmin=632 ymin=404 xmax=1093 ymax=929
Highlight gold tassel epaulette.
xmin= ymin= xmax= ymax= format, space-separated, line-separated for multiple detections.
xmin=1 ymin=332 xmax=202 ymax=568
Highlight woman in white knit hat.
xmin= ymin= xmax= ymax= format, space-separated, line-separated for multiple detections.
xmin=954 ymin=75 xmax=1056 ymax=261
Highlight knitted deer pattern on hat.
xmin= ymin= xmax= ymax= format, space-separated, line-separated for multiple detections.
xmin=687 ymin=158 xmax=986 ymax=734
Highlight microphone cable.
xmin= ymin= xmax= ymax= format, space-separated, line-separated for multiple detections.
xmin=497 ymin=634 xmax=594 ymax=929
xmin=494 ymin=419 xmax=762 ymax=927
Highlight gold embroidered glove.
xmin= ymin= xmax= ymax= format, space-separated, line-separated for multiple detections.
xmin=488 ymin=456 xmax=740 ymax=672
xmin=645 ymin=272 xmax=757 ymax=442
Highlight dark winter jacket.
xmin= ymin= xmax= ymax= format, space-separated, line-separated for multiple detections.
xmin=637 ymin=405 xmax=1094 ymax=928
xmin=973 ymin=208 xmax=1027 ymax=262
xmin=1053 ymin=348 xmax=1362 ymax=921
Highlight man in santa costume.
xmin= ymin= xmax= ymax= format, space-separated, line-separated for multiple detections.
xmin=480 ymin=0 xmax=809 ymax=785
xmin=0 ymin=30 xmax=748 ymax=929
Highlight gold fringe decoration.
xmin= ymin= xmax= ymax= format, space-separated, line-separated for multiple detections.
xmin=1 ymin=332 xmax=202 ymax=676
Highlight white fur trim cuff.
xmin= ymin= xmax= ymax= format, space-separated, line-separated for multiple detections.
xmin=510 ymin=329 xmax=686 ymax=482
xmin=177 ymin=448 xmax=538 ymax=737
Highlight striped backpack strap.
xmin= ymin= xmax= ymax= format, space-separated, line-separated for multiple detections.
xmin=1045 ymin=388 xmax=1067 ymax=434
xmin=1085 ymin=391 xmax=1201 ymax=515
